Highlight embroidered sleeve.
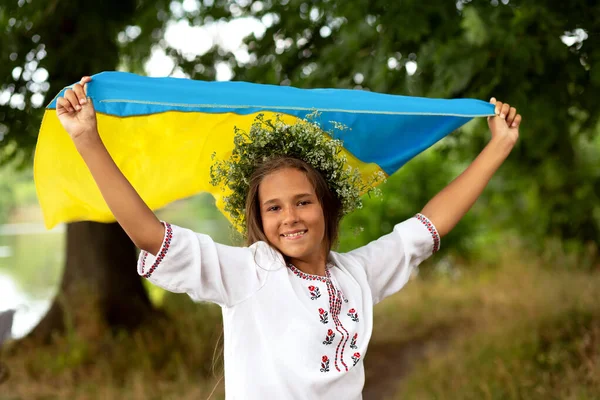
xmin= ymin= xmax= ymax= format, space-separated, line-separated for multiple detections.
xmin=345 ymin=214 xmax=441 ymax=304
xmin=414 ymin=213 xmax=441 ymax=253
xmin=139 ymin=222 xmax=173 ymax=279
xmin=137 ymin=222 xmax=271 ymax=307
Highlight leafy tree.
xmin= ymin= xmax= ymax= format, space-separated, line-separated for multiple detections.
xmin=0 ymin=0 xmax=166 ymax=341
xmin=177 ymin=0 xmax=600 ymax=253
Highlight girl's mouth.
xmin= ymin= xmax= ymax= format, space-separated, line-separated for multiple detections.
xmin=281 ymin=230 xmax=308 ymax=239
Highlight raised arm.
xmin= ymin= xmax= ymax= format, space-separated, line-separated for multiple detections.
xmin=420 ymin=98 xmax=522 ymax=237
xmin=57 ymin=76 xmax=164 ymax=254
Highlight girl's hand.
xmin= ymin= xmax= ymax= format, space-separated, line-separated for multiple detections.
xmin=487 ymin=97 xmax=521 ymax=148
xmin=56 ymin=76 xmax=98 ymax=141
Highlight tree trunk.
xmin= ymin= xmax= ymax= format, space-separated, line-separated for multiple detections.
xmin=29 ymin=222 xmax=154 ymax=342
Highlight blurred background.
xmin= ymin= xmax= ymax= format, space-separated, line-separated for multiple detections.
xmin=0 ymin=0 xmax=598 ymax=399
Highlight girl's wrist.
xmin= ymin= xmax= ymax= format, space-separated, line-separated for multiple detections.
xmin=74 ymin=129 xmax=103 ymax=153
xmin=488 ymin=135 xmax=516 ymax=157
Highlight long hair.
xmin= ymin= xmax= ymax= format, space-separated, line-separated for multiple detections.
xmin=244 ymin=156 xmax=343 ymax=253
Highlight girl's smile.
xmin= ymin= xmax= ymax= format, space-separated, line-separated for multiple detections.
xmin=281 ymin=229 xmax=308 ymax=239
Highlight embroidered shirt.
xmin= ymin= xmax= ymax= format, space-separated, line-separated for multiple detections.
xmin=137 ymin=214 xmax=440 ymax=400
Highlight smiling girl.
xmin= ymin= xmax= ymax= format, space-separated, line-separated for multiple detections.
xmin=56 ymin=76 xmax=521 ymax=399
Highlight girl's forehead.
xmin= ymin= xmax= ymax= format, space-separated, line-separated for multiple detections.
xmin=259 ymin=168 xmax=316 ymax=198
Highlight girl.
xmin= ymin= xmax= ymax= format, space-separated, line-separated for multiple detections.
xmin=56 ymin=76 xmax=521 ymax=399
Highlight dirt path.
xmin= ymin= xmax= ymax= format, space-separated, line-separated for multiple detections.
xmin=362 ymin=328 xmax=453 ymax=400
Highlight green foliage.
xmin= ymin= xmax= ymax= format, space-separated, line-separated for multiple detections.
xmin=339 ymin=146 xmax=482 ymax=262
xmin=209 ymin=113 xmax=384 ymax=232
xmin=183 ymin=0 xmax=600 ymax=253
xmin=156 ymin=192 xmax=235 ymax=244
xmin=0 ymin=0 xmax=144 ymax=166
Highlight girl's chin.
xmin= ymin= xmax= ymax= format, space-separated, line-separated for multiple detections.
xmin=277 ymin=244 xmax=311 ymax=259
xmin=269 ymin=235 xmax=326 ymax=260
xmin=279 ymin=247 xmax=308 ymax=259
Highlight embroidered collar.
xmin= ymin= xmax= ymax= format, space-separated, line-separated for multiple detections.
xmin=286 ymin=262 xmax=334 ymax=283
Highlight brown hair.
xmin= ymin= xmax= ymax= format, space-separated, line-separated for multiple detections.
xmin=245 ymin=156 xmax=343 ymax=252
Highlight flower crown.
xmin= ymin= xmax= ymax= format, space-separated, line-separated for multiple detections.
xmin=209 ymin=113 xmax=385 ymax=232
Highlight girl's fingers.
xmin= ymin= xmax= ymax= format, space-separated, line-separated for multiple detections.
xmin=72 ymin=83 xmax=87 ymax=105
xmin=511 ymin=114 xmax=522 ymax=128
xmin=64 ymin=89 xmax=81 ymax=111
xmin=80 ymin=76 xmax=92 ymax=96
xmin=500 ymin=103 xmax=510 ymax=119
xmin=56 ymin=97 xmax=73 ymax=114
xmin=494 ymin=101 xmax=503 ymax=115
xmin=489 ymin=98 xmax=497 ymax=120
xmin=507 ymin=107 xmax=517 ymax=125
xmin=57 ymin=76 xmax=92 ymax=115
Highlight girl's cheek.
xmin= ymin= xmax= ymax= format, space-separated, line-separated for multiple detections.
xmin=263 ymin=216 xmax=278 ymax=234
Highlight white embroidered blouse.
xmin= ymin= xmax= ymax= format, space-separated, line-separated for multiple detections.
xmin=137 ymin=214 xmax=440 ymax=400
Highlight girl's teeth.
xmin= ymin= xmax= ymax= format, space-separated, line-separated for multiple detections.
xmin=284 ymin=231 xmax=305 ymax=237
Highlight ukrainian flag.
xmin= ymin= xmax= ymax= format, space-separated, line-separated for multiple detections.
xmin=35 ymin=71 xmax=494 ymax=229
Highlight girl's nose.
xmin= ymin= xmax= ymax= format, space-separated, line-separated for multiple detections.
xmin=283 ymin=206 xmax=299 ymax=224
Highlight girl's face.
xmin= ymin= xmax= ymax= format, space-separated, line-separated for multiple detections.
xmin=258 ymin=167 xmax=327 ymax=265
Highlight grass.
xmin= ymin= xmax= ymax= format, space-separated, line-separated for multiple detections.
xmin=1 ymin=251 xmax=599 ymax=399
xmin=2 ymin=295 xmax=226 ymax=400
xmin=396 ymin=308 xmax=599 ymax=400
xmin=379 ymin=251 xmax=600 ymax=400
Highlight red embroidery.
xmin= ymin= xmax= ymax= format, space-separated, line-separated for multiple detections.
xmin=347 ymin=308 xmax=359 ymax=322
xmin=352 ymin=352 xmax=361 ymax=366
xmin=141 ymin=223 xmax=173 ymax=278
xmin=414 ymin=213 xmax=441 ymax=253
xmin=325 ymin=270 xmax=350 ymax=372
xmin=287 ymin=263 xmax=329 ymax=282
xmin=318 ymin=308 xmax=329 ymax=324
xmin=323 ymin=329 xmax=335 ymax=345
xmin=320 ymin=355 xmax=330 ymax=372
xmin=350 ymin=333 xmax=358 ymax=349
xmin=335 ymin=292 xmax=350 ymax=372
xmin=297 ymin=264 xmax=359 ymax=373
xmin=308 ymin=285 xmax=321 ymax=300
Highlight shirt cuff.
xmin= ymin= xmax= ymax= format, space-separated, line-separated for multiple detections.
xmin=414 ymin=213 xmax=441 ymax=253
xmin=137 ymin=222 xmax=173 ymax=278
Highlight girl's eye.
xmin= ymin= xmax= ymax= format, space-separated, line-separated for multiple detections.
xmin=298 ymin=200 xmax=311 ymax=206
xmin=267 ymin=206 xmax=280 ymax=212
